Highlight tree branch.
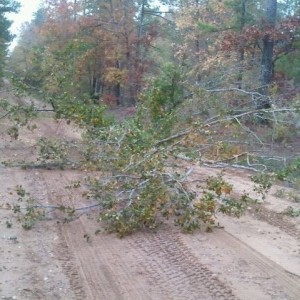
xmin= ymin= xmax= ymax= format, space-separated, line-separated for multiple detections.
xmin=154 ymin=129 xmax=191 ymax=146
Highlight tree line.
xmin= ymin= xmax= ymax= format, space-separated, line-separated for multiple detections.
xmin=1 ymin=0 xmax=298 ymax=113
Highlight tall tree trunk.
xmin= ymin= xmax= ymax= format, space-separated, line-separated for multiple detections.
xmin=195 ymin=0 xmax=201 ymax=83
xmin=137 ymin=0 xmax=146 ymax=60
xmin=122 ymin=0 xmax=136 ymax=106
xmin=237 ymin=0 xmax=246 ymax=89
xmin=258 ymin=0 xmax=277 ymax=110
xmin=195 ymin=0 xmax=200 ymax=54
xmin=114 ymin=60 xmax=121 ymax=105
xmin=108 ymin=0 xmax=124 ymax=106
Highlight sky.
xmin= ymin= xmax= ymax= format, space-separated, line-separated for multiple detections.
xmin=8 ymin=0 xmax=42 ymax=50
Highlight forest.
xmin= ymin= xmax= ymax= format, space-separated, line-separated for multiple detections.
xmin=0 ymin=0 xmax=300 ymax=235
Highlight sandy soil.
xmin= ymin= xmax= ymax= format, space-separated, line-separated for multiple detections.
xmin=0 ymin=89 xmax=300 ymax=300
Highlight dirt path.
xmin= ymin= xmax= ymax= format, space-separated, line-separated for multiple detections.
xmin=1 ymin=90 xmax=300 ymax=299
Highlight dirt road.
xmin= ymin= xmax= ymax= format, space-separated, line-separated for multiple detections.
xmin=0 ymin=91 xmax=300 ymax=299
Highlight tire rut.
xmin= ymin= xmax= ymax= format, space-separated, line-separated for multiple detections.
xmin=35 ymin=171 xmax=86 ymax=300
xmin=36 ymin=170 xmax=238 ymax=299
xmin=128 ymin=229 xmax=237 ymax=300
xmin=25 ymin=169 xmax=299 ymax=300
xmin=251 ymin=206 xmax=300 ymax=239
xmin=210 ymin=229 xmax=300 ymax=299
xmin=42 ymin=171 xmax=154 ymax=299
xmin=55 ymin=228 xmax=88 ymax=300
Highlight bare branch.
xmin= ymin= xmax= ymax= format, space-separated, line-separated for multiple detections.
xmin=155 ymin=129 xmax=190 ymax=146
xmin=233 ymin=116 xmax=264 ymax=145
xmin=0 ymin=111 xmax=10 ymax=120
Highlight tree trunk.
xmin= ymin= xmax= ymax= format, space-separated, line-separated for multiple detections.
xmin=237 ymin=0 xmax=246 ymax=89
xmin=137 ymin=0 xmax=146 ymax=60
xmin=258 ymin=0 xmax=277 ymax=110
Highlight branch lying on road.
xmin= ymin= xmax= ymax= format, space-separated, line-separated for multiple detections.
xmin=35 ymin=109 xmax=54 ymax=112
xmin=0 ymin=111 xmax=10 ymax=120
xmin=2 ymin=160 xmax=80 ymax=169
xmin=0 ymin=203 xmax=101 ymax=212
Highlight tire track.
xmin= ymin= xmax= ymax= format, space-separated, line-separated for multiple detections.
xmin=35 ymin=171 xmax=86 ymax=300
xmin=181 ymin=227 xmax=300 ymax=300
xmin=43 ymin=170 xmax=154 ymax=299
xmin=128 ymin=228 xmax=237 ymax=300
xmin=37 ymin=170 xmax=237 ymax=299
xmin=55 ymin=229 xmax=87 ymax=300
xmin=0 ymin=168 xmax=77 ymax=300
xmin=209 ymin=229 xmax=300 ymax=299
xmin=251 ymin=206 xmax=300 ymax=239
xmin=22 ymin=167 xmax=299 ymax=300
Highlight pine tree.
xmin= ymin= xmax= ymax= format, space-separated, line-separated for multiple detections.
xmin=0 ymin=0 xmax=20 ymax=79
